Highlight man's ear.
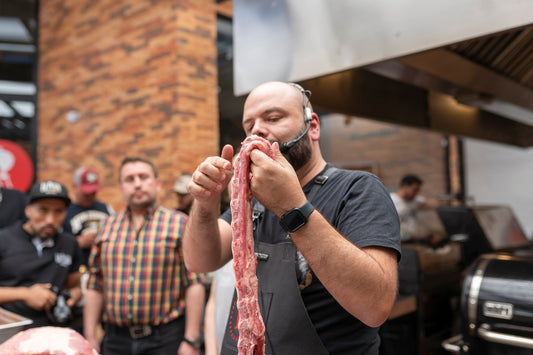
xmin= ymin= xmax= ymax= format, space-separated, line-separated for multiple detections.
xmin=309 ymin=113 xmax=321 ymax=141
xmin=24 ymin=204 xmax=32 ymax=219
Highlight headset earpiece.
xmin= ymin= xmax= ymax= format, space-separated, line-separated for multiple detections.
xmin=304 ymin=107 xmax=312 ymax=122
xmin=288 ymin=82 xmax=312 ymax=122
xmin=280 ymin=83 xmax=313 ymax=153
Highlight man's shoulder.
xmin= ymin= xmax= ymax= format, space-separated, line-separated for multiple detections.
xmin=155 ymin=205 xmax=187 ymax=221
xmin=332 ymin=168 xmax=388 ymax=192
xmin=2 ymin=188 xmax=26 ymax=200
xmin=104 ymin=210 xmax=125 ymax=223
xmin=0 ymin=223 xmax=22 ymax=238
xmin=93 ymin=200 xmax=114 ymax=214
xmin=56 ymin=230 xmax=79 ymax=244
xmin=334 ymin=168 xmax=380 ymax=181
xmin=67 ymin=201 xmax=111 ymax=214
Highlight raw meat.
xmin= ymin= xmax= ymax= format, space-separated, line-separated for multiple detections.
xmin=0 ymin=326 xmax=98 ymax=355
xmin=231 ymin=135 xmax=273 ymax=355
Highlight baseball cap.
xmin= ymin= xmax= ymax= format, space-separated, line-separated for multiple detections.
xmin=28 ymin=180 xmax=71 ymax=205
xmin=173 ymin=173 xmax=192 ymax=194
xmin=73 ymin=167 xmax=100 ymax=194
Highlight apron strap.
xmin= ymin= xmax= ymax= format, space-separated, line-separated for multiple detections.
xmin=308 ymin=166 xmax=337 ymax=201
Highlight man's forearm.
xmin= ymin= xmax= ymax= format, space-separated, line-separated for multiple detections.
xmin=290 ymin=211 xmax=398 ymax=327
xmin=184 ymin=283 xmax=206 ymax=340
xmin=0 ymin=287 xmax=27 ymax=304
xmin=83 ymin=289 xmax=104 ymax=339
xmin=183 ymin=202 xmax=229 ymax=272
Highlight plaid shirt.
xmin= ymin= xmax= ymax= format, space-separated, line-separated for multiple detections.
xmin=87 ymin=205 xmax=204 ymax=326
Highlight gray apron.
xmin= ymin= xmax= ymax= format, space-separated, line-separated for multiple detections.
xmin=221 ymin=168 xmax=337 ymax=355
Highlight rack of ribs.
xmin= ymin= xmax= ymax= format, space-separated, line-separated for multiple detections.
xmin=230 ymin=135 xmax=273 ymax=355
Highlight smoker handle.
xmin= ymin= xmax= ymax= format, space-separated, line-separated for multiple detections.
xmin=478 ymin=324 xmax=533 ymax=350
xmin=441 ymin=334 xmax=464 ymax=353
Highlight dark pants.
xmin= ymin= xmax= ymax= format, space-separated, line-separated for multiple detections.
xmin=102 ymin=317 xmax=185 ymax=355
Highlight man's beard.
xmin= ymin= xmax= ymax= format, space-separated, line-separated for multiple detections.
xmin=128 ymin=191 xmax=156 ymax=211
xmin=281 ymin=126 xmax=312 ymax=171
xmin=29 ymin=222 xmax=57 ymax=240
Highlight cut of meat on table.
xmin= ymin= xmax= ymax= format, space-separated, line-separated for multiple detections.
xmin=231 ymin=135 xmax=273 ymax=355
xmin=0 ymin=326 xmax=98 ymax=355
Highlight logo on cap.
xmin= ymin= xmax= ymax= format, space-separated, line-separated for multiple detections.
xmin=85 ymin=172 xmax=98 ymax=184
xmin=28 ymin=180 xmax=71 ymax=205
xmin=40 ymin=181 xmax=63 ymax=195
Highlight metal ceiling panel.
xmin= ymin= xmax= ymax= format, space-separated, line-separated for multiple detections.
xmin=234 ymin=0 xmax=533 ymax=95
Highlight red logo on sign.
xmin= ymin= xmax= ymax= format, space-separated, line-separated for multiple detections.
xmin=0 ymin=139 xmax=34 ymax=192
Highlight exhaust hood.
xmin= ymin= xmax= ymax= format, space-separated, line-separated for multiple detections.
xmin=233 ymin=0 xmax=533 ymax=147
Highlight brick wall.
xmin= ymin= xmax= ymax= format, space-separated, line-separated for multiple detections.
xmin=38 ymin=0 xmax=221 ymax=210
xmin=321 ymin=114 xmax=447 ymax=198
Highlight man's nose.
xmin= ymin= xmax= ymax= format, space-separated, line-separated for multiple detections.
xmin=44 ymin=212 xmax=56 ymax=224
xmin=133 ymin=176 xmax=142 ymax=187
xmin=250 ymin=120 xmax=267 ymax=138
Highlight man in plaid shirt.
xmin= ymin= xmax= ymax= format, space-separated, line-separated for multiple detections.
xmin=84 ymin=157 xmax=205 ymax=355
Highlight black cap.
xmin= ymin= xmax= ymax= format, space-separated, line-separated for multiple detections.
xmin=28 ymin=180 xmax=71 ymax=206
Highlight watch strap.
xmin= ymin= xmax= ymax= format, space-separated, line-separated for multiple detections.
xmin=298 ymin=200 xmax=314 ymax=219
xmin=183 ymin=337 xmax=202 ymax=349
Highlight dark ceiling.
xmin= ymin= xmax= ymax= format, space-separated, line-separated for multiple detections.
xmin=0 ymin=0 xmax=37 ymax=141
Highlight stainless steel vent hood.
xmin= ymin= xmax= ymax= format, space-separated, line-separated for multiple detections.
xmin=233 ymin=0 xmax=533 ymax=147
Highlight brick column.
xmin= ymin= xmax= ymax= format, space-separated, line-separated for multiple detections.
xmin=38 ymin=0 xmax=220 ymax=209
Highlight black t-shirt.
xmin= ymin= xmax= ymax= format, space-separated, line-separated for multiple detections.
xmin=0 ymin=222 xmax=82 ymax=327
xmin=0 ymin=188 xmax=27 ymax=228
xmin=221 ymin=165 xmax=401 ymax=354
xmin=63 ymin=201 xmax=112 ymax=266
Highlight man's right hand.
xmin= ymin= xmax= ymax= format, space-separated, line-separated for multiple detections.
xmin=188 ymin=144 xmax=234 ymax=206
xmin=24 ymin=284 xmax=57 ymax=311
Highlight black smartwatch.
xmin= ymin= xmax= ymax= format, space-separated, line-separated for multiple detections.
xmin=183 ymin=337 xmax=202 ymax=349
xmin=279 ymin=200 xmax=314 ymax=233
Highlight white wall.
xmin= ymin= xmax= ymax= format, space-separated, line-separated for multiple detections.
xmin=465 ymin=138 xmax=533 ymax=239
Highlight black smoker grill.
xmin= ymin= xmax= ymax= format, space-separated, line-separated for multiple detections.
xmin=439 ymin=205 xmax=533 ymax=354
xmin=437 ymin=205 xmax=531 ymax=266
xmin=443 ymin=253 xmax=533 ymax=354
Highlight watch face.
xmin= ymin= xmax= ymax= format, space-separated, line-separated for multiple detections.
xmin=283 ymin=210 xmax=306 ymax=232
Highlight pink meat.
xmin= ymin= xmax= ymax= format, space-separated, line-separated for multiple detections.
xmin=0 ymin=326 xmax=98 ymax=355
xmin=231 ymin=135 xmax=273 ymax=355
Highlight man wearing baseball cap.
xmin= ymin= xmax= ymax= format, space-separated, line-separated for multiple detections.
xmin=173 ymin=173 xmax=194 ymax=215
xmin=63 ymin=167 xmax=114 ymax=267
xmin=0 ymin=180 xmax=82 ymax=328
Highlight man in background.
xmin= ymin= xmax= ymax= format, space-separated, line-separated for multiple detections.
xmin=390 ymin=174 xmax=441 ymax=240
xmin=0 ymin=187 xmax=27 ymax=228
xmin=0 ymin=180 xmax=82 ymax=328
xmin=84 ymin=157 xmax=205 ymax=355
xmin=174 ymin=173 xmax=194 ymax=215
xmin=63 ymin=167 xmax=114 ymax=267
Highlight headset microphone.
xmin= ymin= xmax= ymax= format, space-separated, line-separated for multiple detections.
xmin=280 ymin=118 xmax=311 ymax=153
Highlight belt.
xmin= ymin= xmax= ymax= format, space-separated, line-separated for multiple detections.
xmin=106 ymin=319 xmax=179 ymax=340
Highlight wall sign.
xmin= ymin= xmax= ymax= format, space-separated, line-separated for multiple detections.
xmin=0 ymin=139 xmax=34 ymax=192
